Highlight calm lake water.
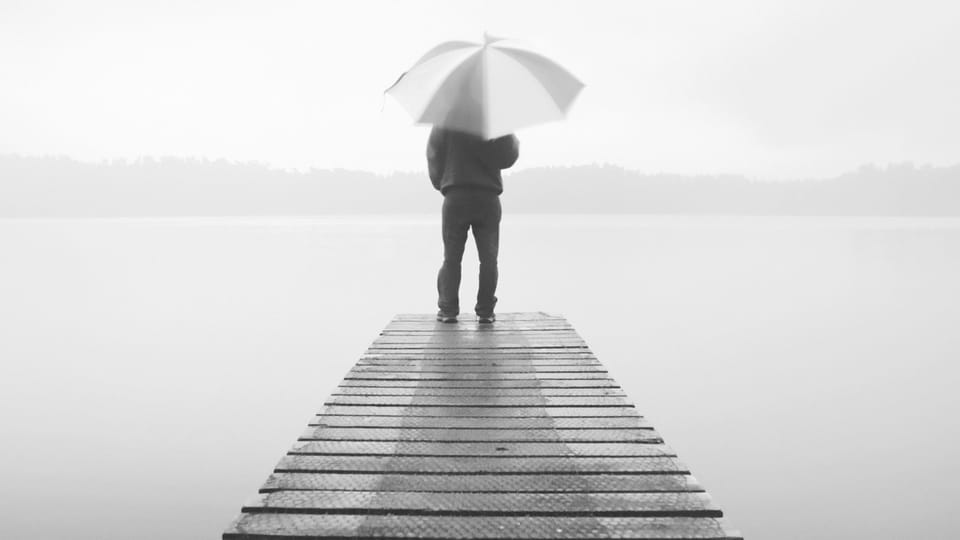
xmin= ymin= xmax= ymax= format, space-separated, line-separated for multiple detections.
xmin=1 ymin=215 xmax=958 ymax=539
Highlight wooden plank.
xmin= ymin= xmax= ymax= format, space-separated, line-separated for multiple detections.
xmin=325 ymin=395 xmax=630 ymax=407
xmin=370 ymin=344 xmax=590 ymax=349
xmin=362 ymin=356 xmax=601 ymax=361
xmin=380 ymin=327 xmax=580 ymax=333
xmin=377 ymin=328 xmax=583 ymax=334
xmin=336 ymin=379 xmax=620 ymax=388
xmin=385 ymin=324 xmax=575 ymax=329
xmin=299 ymin=427 xmax=662 ymax=443
xmin=350 ymin=365 xmax=606 ymax=373
xmin=331 ymin=387 xmax=624 ymax=397
xmin=356 ymin=359 xmax=602 ymax=367
xmin=394 ymin=312 xmax=563 ymax=318
xmin=383 ymin=329 xmax=578 ymax=335
xmin=353 ymin=362 xmax=602 ymax=370
xmin=351 ymin=363 xmax=605 ymax=372
xmin=310 ymin=415 xmax=646 ymax=429
xmin=288 ymin=441 xmax=676 ymax=458
xmin=360 ymin=353 xmax=599 ymax=361
xmin=368 ymin=345 xmax=591 ymax=350
xmin=260 ymin=472 xmax=705 ymax=493
xmin=386 ymin=322 xmax=571 ymax=326
xmin=319 ymin=405 xmax=639 ymax=417
xmin=344 ymin=372 xmax=612 ymax=380
xmin=381 ymin=328 xmax=577 ymax=334
xmin=275 ymin=455 xmax=685 ymax=474
xmin=242 ymin=490 xmax=721 ymax=517
xmin=392 ymin=313 xmax=564 ymax=321
xmin=373 ymin=336 xmax=587 ymax=344
xmin=224 ymin=514 xmax=742 ymax=539
xmin=363 ymin=348 xmax=596 ymax=354
xmin=370 ymin=344 xmax=591 ymax=350
xmin=373 ymin=338 xmax=587 ymax=344
xmin=380 ymin=328 xmax=582 ymax=334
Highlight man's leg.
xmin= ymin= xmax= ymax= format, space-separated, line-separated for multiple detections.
xmin=472 ymin=194 xmax=502 ymax=317
xmin=437 ymin=194 xmax=469 ymax=316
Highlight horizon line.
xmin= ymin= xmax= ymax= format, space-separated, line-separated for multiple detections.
xmin=2 ymin=151 xmax=958 ymax=184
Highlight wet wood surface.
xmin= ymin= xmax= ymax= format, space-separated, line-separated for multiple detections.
xmin=223 ymin=313 xmax=741 ymax=539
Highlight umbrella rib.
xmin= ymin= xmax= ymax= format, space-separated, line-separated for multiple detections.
xmin=389 ymin=46 xmax=482 ymax=122
xmin=416 ymin=51 xmax=484 ymax=128
xmin=490 ymin=44 xmax=584 ymax=112
xmin=413 ymin=40 xmax=478 ymax=66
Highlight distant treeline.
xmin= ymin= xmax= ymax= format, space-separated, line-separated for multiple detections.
xmin=1 ymin=154 xmax=959 ymax=216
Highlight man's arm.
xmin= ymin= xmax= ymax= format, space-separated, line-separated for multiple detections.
xmin=479 ymin=134 xmax=519 ymax=170
xmin=426 ymin=127 xmax=446 ymax=190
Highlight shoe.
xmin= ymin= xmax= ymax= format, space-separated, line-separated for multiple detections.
xmin=477 ymin=313 xmax=495 ymax=324
xmin=436 ymin=311 xmax=458 ymax=324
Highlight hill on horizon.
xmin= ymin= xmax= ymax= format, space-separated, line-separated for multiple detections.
xmin=1 ymin=154 xmax=959 ymax=217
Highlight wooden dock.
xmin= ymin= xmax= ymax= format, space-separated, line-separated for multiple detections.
xmin=223 ymin=312 xmax=741 ymax=539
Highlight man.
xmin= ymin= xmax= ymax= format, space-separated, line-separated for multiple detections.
xmin=427 ymin=126 xmax=519 ymax=324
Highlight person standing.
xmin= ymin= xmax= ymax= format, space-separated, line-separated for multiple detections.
xmin=427 ymin=126 xmax=519 ymax=324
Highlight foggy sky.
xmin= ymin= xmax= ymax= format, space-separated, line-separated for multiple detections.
xmin=1 ymin=0 xmax=958 ymax=180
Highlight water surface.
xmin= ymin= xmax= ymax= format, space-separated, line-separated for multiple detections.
xmin=1 ymin=215 xmax=957 ymax=539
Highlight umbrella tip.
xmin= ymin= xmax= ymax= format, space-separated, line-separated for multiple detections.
xmin=385 ymin=71 xmax=406 ymax=93
xmin=483 ymin=32 xmax=505 ymax=45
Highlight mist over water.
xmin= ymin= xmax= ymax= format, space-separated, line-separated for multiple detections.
xmin=1 ymin=215 xmax=958 ymax=539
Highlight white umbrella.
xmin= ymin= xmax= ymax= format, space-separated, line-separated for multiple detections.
xmin=386 ymin=34 xmax=584 ymax=139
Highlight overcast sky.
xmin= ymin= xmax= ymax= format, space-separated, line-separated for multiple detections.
xmin=1 ymin=0 xmax=958 ymax=180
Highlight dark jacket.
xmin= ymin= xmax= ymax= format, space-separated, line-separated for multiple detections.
xmin=427 ymin=127 xmax=519 ymax=195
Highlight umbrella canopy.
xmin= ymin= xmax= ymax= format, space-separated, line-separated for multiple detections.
xmin=386 ymin=34 xmax=584 ymax=139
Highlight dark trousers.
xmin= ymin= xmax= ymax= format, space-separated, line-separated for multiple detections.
xmin=437 ymin=189 xmax=501 ymax=317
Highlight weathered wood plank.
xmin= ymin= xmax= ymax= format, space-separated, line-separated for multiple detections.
xmin=364 ymin=348 xmax=595 ymax=353
xmin=384 ymin=321 xmax=568 ymax=328
xmin=325 ymin=395 xmax=630 ymax=407
xmin=337 ymin=379 xmax=620 ymax=388
xmin=224 ymin=514 xmax=742 ymax=539
xmin=392 ymin=313 xmax=564 ymax=321
xmin=381 ymin=329 xmax=577 ymax=335
xmin=383 ymin=329 xmax=578 ymax=334
xmin=288 ymin=441 xmax=676 ymax=458
xmin=332 ymin=386 xmax=624 ymax=397
xmin=373 ymin=337 xmax=587 ymax=345
xmin=375 ymin=338 xmax=580 ymax=343
xmin=367 ymin=345 xmax=591 ymax=350
xmin=350 ymin=365 xmax=606 ymax=374
xmin=356 ymin=359 xmax=602 ymax=367
xmin=360 ymin=353 xmax=599 ymax=361
xmin=310 ymin=415 xmax=646 ymax=429
xmin=383 ymin=330 xmax=579 ymax=336
xmin=361 ymin=353 xmax=595 ymax=359
xmin=371 ymin=342 xmax=590 ymax=348
xmin=361 ymin=352 xmax=594 ymax=358
xmin=319 ymin=405 xmax=639 ymax=417
xmin=242 ymin=491 xmax=721 ymax=517
xmin=299 ymin=427 xmax=662 ymax=443
xmin=275 ymin=455 xmax=685 ymax=474
xmin=364 ymin=347 xmax=592 ymax=353
xmin=344 ymin=372 xmax=612 ymax=380
xmin=260 ymin=472 xmax=705 ymax=494
xmin=382 ymin=329 xmax=578 ymax=335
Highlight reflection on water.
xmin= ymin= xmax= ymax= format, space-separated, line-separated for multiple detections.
xmin=1 ymin=215 xmax=958 ymax=539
